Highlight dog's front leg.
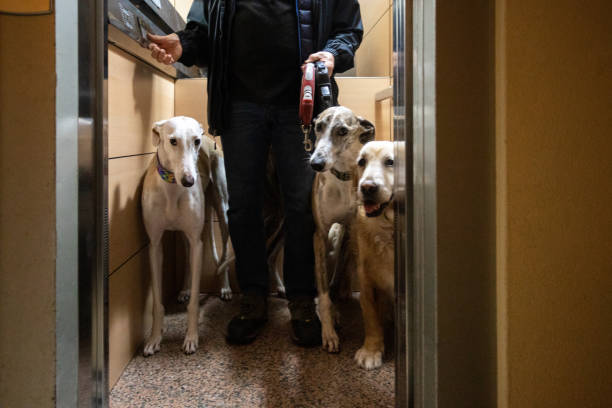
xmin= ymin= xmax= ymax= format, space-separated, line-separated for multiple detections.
xmin=315 ymin=231 xmax=339 ymax=353
xmin=144 ymin=237 xmax=164 ymax=356
xmin=355 ymin=279 xmax=385 ymax=370
xmin=183 ymin=234 xmax=203 ymax=354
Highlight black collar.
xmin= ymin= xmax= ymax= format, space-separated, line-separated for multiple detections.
xmin=330 ymin=167 xmax=352 ymax=181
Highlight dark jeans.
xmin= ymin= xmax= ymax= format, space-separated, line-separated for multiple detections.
xmin=221 ymin=101 xmax=316 ymax=299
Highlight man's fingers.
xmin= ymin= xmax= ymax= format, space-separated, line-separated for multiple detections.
xmin=305 ymin=52 xmax=323 ymax=63
xmin=156 ymin=49 xmax=168 ymax=63
xmin=147 ymin=33 xmax=166 ymax=44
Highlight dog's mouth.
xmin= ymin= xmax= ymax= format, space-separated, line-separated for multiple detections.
xmin=363 ymin=198 xmax=392 ymax=217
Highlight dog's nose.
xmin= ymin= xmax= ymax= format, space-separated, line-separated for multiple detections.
xmin=181 ymin=175 xmax=195 ymax=187
xmin=360 ymin=181 xmax=379 ymax=195
xmin=311 ymin=159 xmax=326 ymax=172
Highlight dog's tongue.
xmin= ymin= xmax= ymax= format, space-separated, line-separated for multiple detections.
xmin=364 ymin=202 xmax=381 ymax=214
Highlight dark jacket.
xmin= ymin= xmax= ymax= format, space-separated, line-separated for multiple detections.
xmin=176 ymin=0 xmax=363 ymax=135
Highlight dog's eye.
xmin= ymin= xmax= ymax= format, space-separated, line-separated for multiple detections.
xmin=170 ymin=138 xmax=177 ymax=146
xmin=358 ymin=158 xmax=366 ymax=167
xmin=385 ymin=158 xmax=394 ymax=166
xmin=194 ymin=139 xmax=201 ymax=146
xmin=337 ymin=126 xmax=348 ymax=136
xmin=315 ymin=122 xmax=323 ymax=132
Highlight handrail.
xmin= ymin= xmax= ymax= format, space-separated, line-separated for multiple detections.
xmin=375 ymin=86 xmax=393 ymax=102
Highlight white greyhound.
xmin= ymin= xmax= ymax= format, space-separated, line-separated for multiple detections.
xmin=142 ymin=116 xmax=206 ymax=356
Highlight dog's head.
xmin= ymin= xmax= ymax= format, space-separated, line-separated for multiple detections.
xmin=310 ymin=106 xmax=375 ymax=172
xmin=356 ymin=141 xmax=395 ymax=217
xmin=152 ymin=116 xmax=204 ymax=188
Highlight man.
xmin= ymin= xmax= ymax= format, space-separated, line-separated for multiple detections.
xmin=148 ymin=0 xmax=363 ymax=347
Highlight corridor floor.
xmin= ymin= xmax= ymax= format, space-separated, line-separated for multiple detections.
xmin=110 ymin=293 xmax=394 ymax=407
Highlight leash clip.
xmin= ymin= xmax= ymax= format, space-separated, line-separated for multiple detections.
xmin=301 ymin=124 xmax=313 ymax=152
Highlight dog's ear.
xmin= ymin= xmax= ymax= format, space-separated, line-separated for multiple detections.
xmin=151 ymin=120 xmax=166 ymax=146
xmin=357 ymin=117 xmax=375 ymax=144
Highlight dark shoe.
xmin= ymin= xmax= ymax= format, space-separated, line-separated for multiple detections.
xmin=288 ymin=296 xmax=322 ymax=347
xmin=226 ymin=292 xmax=267 ymax=345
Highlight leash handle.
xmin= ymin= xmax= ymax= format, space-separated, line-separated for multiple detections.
xmin=299 ymin=63 xmax=315 ymax=152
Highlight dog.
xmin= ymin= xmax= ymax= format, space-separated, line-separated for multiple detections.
xmin=177 ymin=135 xmax=232 ymax=303
xmin=310 ymin=106 xmax=375 ymax=352
xmin=141 ymin=116 xmax=208 ymax=356
xmin=352 ymin=141 xmax=397 ymax=369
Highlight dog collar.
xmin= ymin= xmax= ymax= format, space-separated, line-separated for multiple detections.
xmin=365 ymin=194 xmax=394 ymax=218
xmin=156 ymin=153 xmax=176 ymax=184
xmin=330 ymin=167 xmax=352 ymax=181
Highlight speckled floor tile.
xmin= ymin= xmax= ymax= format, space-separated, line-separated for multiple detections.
xmin=110 ymin=294 xmax=394 ymax=408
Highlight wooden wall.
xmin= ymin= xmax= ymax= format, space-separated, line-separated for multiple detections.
xmin=436 ymin=1 xmax=497 ymax=406
xmin=496 ymin=0 xmax=612 ymax=406
xmin=0 ymin=11 xmax=57 ymax=408
xmin=354 ymin=0 xmax=393 ymax=77
xmin=108 ymin=45 xmax=175 ymax=389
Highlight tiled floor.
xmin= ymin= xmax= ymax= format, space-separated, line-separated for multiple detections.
xmin=110 ymin=294 xmax=394 ymax=407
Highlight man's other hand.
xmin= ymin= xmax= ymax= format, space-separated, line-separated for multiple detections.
xmin=147 ymin=33 xmax=183 ymax=65
xmin=304 ymin=51 xmax=335 ymax=76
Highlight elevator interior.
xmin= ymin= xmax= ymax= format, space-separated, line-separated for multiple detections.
xmin=104 ymin=0 xmax=400 ymax=405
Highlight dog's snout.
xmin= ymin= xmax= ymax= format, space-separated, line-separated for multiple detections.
xmin=311 ymin=158 xmax=326 ymax=172
xmin=360 ymin=181 xmax=379 ymax=196
xmin=181 ymin=174 xmax=195 ymax=187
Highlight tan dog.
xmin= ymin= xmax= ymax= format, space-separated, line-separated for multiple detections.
xmin=352 ymin=141 xmax=397 ymax=369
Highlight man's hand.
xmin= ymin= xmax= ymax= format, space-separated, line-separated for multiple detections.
xmin=147 ymin=33 xmax=183 ymax=65
xmin=304 ymin=51 xmax=335 ymax=76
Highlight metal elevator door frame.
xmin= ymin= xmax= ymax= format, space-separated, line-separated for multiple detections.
xmin=73 ymin=0 xmax=439 ymax=406
xmin=394 ymin=0 xmax=438 ymax=407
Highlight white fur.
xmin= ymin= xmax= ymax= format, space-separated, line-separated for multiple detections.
xmin=142 ymin=116 xmax=206 ymax=356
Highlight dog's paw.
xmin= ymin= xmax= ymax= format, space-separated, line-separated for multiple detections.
xmin=355 ymin=347 xmax=383 ymax=370
xmin=177 ymin=290 xmax=190 ymax=304
xmin=220 ymin=287 xmax=232 ymax=301
xmin=276 ymin=284 xmax=286 ymax=298
xmin=322 ymin=326 xmax=340 ymax=353
xmin=182 ymin=333 xmax=199 ymax=355
xmin=143 ymin=335 xmax=162 ymax=357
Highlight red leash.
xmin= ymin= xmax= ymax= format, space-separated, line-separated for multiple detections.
xmin=299 ymin=63 xmax=316 ymax=152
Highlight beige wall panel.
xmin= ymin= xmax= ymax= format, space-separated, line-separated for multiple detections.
xmin=109 ymin=249 xmax=149 ymax=389
xmin=336 ymin=77 xmax=392 ymax=138
xmin=175 ymin=78 xmax=209 ymax=133
xmin=109 ymin=46 xmax=175 ymax=158
xmin=354 ymin=8 xmax=391 ymax=77
xmin=109 ymin=154 xmax=154 ymax=272
xmin=175 ymin=0 xmax=193 ymax=21
xmin=0 ymin=13 xmax=56 ymax=408
xmin=374 ymin=97 xmax=392 ymax=141
xmin=358 ymin=0 xmax=391 ymax=36
xmin=498 ymin=1 xmax=612 ymax=406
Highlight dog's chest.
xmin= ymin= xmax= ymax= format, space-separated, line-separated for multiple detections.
xmin=318 ymin=175 xmax=355 ymax=226
xmin=145 ymin=185 xmax=203 ymax=232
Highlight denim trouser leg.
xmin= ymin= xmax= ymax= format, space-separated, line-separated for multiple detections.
xmin=221 ymin=102 xmax=316 ymax=299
